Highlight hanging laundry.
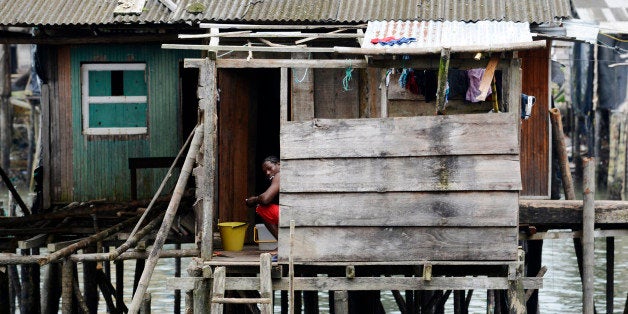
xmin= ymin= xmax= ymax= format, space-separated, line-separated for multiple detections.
xmin=370 ymin=37 xmax=417 ymax=46
xmin=466 ymin=68 xmax=492 ymax=102
xmin=406 ymin=70 xmax=419 ymax=95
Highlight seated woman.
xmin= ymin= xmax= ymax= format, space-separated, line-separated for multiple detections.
xmin=245 ymin=156 xmax=280 ymax=240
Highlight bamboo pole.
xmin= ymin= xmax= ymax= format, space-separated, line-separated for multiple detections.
xmin=38 ymin=215 xmax=140 ymax=265
xmin=109 ymin=212 xmax=165 ymax=260
xmin=549 ymin=108 xmax=576 ymax=200
xmin=128 ymin=125 xmax=204 ymax=314
xmin=582 ymin=157 xmax=595 ymax=314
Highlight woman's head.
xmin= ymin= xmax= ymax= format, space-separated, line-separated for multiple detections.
xmin=262 ymin=155 xmax=280 ymax=179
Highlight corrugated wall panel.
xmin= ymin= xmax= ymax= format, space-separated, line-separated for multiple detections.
xmin=65 ymin=44 xmax=199 ymax=201
xmin=520 ymin=46 xmax=550 ymax=198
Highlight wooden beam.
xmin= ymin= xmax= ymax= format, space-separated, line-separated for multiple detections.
xmin=519 ymin=199 xmax=628 ymax=225
xmin=167 ymin=276 xmax=544 ymax=291
xmin=18 ymin=234 xmax=48 ymax=249
xmin=200 ymin=23 xmax=366 ymax=30
xmin=216 ymin=58 xmax=368 ymax=68
xmin=163 ymin=43 xmax=335 ymax=53
xmin=474 ymin=55 xmax=500 ymax=101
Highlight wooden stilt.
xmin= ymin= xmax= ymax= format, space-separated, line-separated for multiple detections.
xmin=549 ymin=108 xmax=576 ymax=200
xmin=333 ymin=291 xmax=348 ymax=314
xmin=260 ymin=253 xmax=273 ymax=314
xmin=454 ymin=290 xmax=463 ymax=314
xmin=174 ymin=243 xmax=181 ymax=314
xmin=210 ymin=266 xmax=226 ymax=313
xmin=134 ymin=257 xmax=146 ymax=295
xmin=464 ymin=290 xmax=473 ymax=314
xmin=72 ymin=270 xmax=90 ymax=314
xmin=19 ymin=248 xmax=40 ymax=314
xmin=83 ymin=246 xmax=99 ymax=313
xmin=282 ymin=290 xmax=289 ymax=314
xmin=0 ymin=43 xmax=12 ymax=174
xmin=61 ymin=259 xmax=74 ymax=314
xmin=97 ymin=268 xmax=127 ymax=313
xmin=140 ymin=293 xmax=151 ymax=314
xmin=507 ymin=248 xmax=526 ymax=314
xmin=582 ymin=157 xmax=596 ymax=314
xmin=303 ymin=290 xmax=318 ymax=314
xmin=436 ymin=290 xmax=452 ymax=313
xmin=487 ymin=290 xmax=495 ymax=314
xmin=7 ymin=265 xmax=20 ymax=313
xmin=42 ymin=263 xmax=61 ymax=314
xmin=607 ymin=237 xmax=615 ymax=314
xmin=116 ymin=261 xmax=124 ymax=314
xmin=0 ymin=265 xmax=9 ymax=314
xmin=392 ymin=290 xmax=407 ymax=314
xmin=525 ymin=240 xmax=543 ymax=312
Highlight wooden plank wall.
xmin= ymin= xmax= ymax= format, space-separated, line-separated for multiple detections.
xmin=278 ymin=113 xmax=521 ymax=262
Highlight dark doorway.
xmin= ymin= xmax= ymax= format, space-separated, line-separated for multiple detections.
xmin=217 ymin=68 xmax=280 ymax=224
xmin=179 ymin=63 xmax=199 ymax=142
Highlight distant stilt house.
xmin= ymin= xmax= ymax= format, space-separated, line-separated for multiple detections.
xmin=0 ymin=1 xmax=594 ymax=313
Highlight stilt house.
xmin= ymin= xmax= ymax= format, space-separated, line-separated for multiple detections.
xmin=0 ymin=0 xmax=575 ymax=313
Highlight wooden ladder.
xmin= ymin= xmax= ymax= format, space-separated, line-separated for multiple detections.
xmin=210 ymin=252 xmax=274 ymax=313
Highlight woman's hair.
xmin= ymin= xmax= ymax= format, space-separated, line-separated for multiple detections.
xmin=263 ymin=155 xmax=280 ymax=165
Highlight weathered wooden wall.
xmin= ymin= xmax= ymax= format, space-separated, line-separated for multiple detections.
xmin=278 ymin=112 xmax=521 ymax=262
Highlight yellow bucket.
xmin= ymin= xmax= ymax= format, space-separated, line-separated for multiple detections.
xmin=218 ymin=222 xmax=248 ymax=251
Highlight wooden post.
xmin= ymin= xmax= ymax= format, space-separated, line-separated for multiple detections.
xmin=61 ymin=259 xmax=74 ymax=314
xmin=116 ymin=260 xmax=124 ymax=313
xmin=83 ymin=245 xmax=99 ymax=313
xmin=333 ymin=291 xmax=349 ymax=314
xmin=0 ymin=265 xmax=8 ymax=314
xmin=110 ymin=212 xmax=165 ymax=259
xmin=72 ymin=270 xmax=90 ymax=314
xmin=199 ymin=58 xmax=217 ymax=261
xmin=549 ymin=108 xmax=576 ymax=200
xmin=175 ymin=243 xmax=181 ymax=314
xmin=435 ymin=47 xmax=451 ymax=115
xmin=42 ymin=263 xmax=61 ymax=314
xmin=260 ymin=253 xmax=273 ymax=314
xmin=582 ymin=157 xmax=595 ymax=314
xmin=128 ymin=125 xmax=204 ymax=314
xmin=0 ymin=43 xmax=11 ymax=172
xmin=140 ymin=293 xmax=151 ymax=314
xmin=606 ymin=237 xmax=614 ymax=314
xmin=607 ymin=109 xmax=627 ymax=200
xmin=133 ymin=247 xmax=146 ymax=295
xmin=19 ymin=249 xmax=40 ymax=314
xmin=210 ymin=267 xmax=226 ymax=313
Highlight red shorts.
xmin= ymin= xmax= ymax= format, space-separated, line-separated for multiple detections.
xmin=256 ymin=204 xmax=279 ymax=226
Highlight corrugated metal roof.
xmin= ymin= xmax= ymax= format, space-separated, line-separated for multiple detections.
xmin=0 ymin=0 xmax=173 ymax=26
xmin=175 ymin=0 xmax=572 ymax=24
xmin=362 ymin=20 xmax=532 ymax=50
xmin=0 ymin=0 xmax=572 ymax=27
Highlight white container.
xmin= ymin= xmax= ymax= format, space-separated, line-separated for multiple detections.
xmin=254 ymin=223 xmax=278 ymax=251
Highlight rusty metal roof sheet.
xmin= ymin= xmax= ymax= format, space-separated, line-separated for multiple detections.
xmin=0 ymin=0 xmax=572 ymax=27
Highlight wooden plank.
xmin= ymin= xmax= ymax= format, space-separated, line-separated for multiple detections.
xmin=474 ymin=55 xmax=500 ymax=102
xmin=41 ymin=84 xmax=51 ymax=209
xmin=314 ymin=68 xmax=359 ymax=119
xmin=18 ymin=234 xmax=48 ymax=249
xmin=281 ymin=156 xmax=521 ymax=193
xmin=163 ymin=44 xmax=335 ymax=53
xmin=277 ymin=227 xmax=517 ymax=262
xmin=279 ymin=191 xmax=518 ymax=227
xmin=280 ymin=113 xmax=518 ymax=159
xmin=290 ymin=53 xmax=315 ymax=121
xmin=210 ymin=267 xmax=226 ymax=313
xmin=167 ymin=276 xmax=543 ymax=291
xmin=519 ymin=200 xmax=628 ymax=225
xmin=216 ymin=58 xmax=367 ymax=69
xmin=200 ymin=23 xmax=366 ymax=30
